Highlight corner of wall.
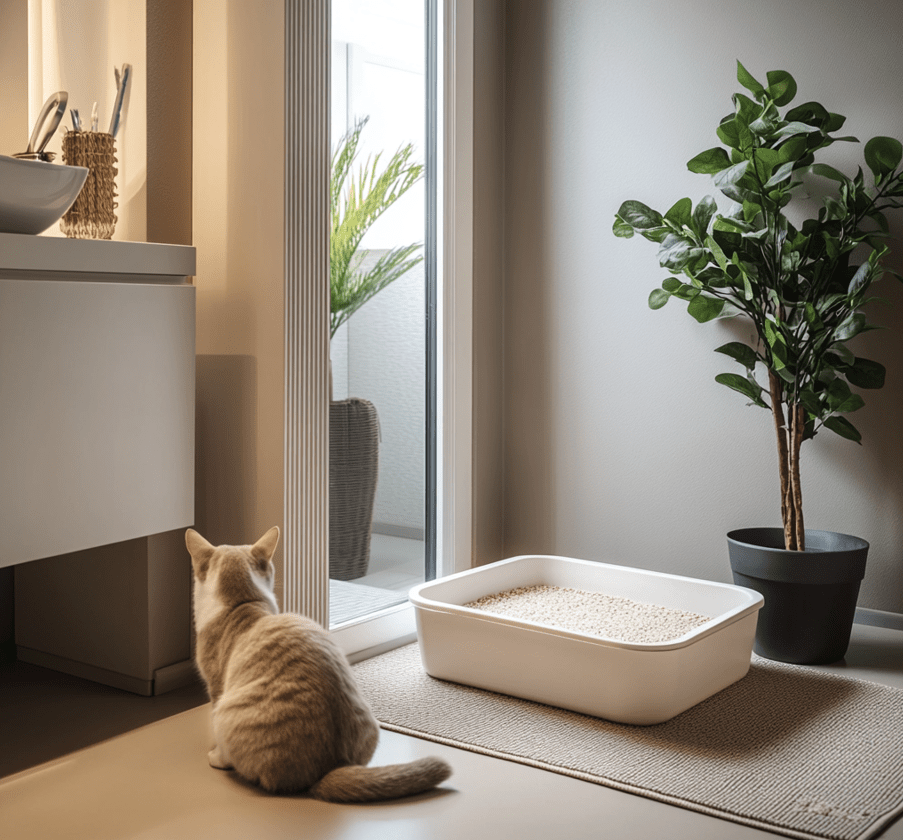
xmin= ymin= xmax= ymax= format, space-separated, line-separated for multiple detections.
xmin=472 ymin=0 xmax=506 ymax=566
xmin=147 ymin=0 xmax=192 ymax=246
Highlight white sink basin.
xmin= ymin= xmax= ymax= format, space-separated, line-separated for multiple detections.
xmin=0 ymin=154 xmax=88 ymax=235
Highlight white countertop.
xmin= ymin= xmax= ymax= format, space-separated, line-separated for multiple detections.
xmin=0 ymin=232 xmax=195 ymax=278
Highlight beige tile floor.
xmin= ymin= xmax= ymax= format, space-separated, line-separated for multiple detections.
xmin=353 ymin=533 xmax=425 ymax=592
xmin=329 ymin=533 xmax=424 ymax=626
xmin=2 ymin=623 xmax=902 ymax=840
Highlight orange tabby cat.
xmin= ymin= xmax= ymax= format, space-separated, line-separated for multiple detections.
xmin=186 ymin=526 xmax=451 ymax=801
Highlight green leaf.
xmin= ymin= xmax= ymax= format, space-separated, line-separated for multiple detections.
xmin=330 ymin=118 xmax=425 ymax=336
xmin=671 ymin=283 xmax=700 ymax=300
xmin=641 ymin=226 xmax=672 ymax=244
xmin=733 ymin=92 xmax=761 ymax=127
xmin=785 ymin=101 xmax=830 ymax=127
xmin=736 ymin=60 xmax=765 ymax=98
xmin=717 ymin=117 xmax=742 ymax=150
xmin=704 ymin=234 xmax=729 ymax=271
xmin=823 ymin=415 xmax=862 ymax=443
xmin=692 ymin=195 xmax=717 ymax=236
xmin=864 ymin=136 xmax=903 ymax=177
xmin=687 ymin=147 xmax=732 ymax=175
xmin=838 ymin=393 xmax=866 ymax=413
xmin=798 ymin=389 xmax=823 ymax=415
xmin=687 ymin=294 xmax=725 ymax=322
xmin=764 ymin=161 xmax=796 ymax=188
xmin=749 ymin=115 xmax=777 ymax=136
xmin=658 ymin=234 xmax=700 ymax=270
xmin=846 ymin=358 xmax=886 ymax=389
xmin=825 ymin=112 xmax=847 ymax=132
xmin=648 ymin=288 xmax=671 ymax=309
xmin=766 ymin=70 xmax=798 ymax=106
xmin=821 ymin=230 xmax=840 ymax=260
xmin=715 ymin=341 xmax=758 ymax=369
xmin=613 ymin=216 xmax=635 ymax=238
xmin=774 ymin=121 xmax=822 ymax=137
xmin=826 ymin=378 xmax=854 ymax=410
xmin=713 ymin=160 xmax=750 ymax=200
xmin=775 ymin=365 xmax=796 ymax=383
xmin=752 ymin=147 xmax=781 ymax=179
xmin=662 ymin=277 xmax=682 ymax=293
xmin=804 ymin=302 xmax=823 ymax=330
xmin=823 ymin=196 xmax=846 ymax=221
xmin=827 ymin=341 xmax=855 ymax=366
xmin=763 ymin=320 xmax=789 ymax=368
xmin=741 ymin=270 xmax=755 ymax=300
xmin=809 ymin=162 xmax=849 ymax=184
xmin=848 ymin=261 xmax=871 ymax=296
xmin=715 ymin=372 xmax=768 ymax=407
xmin=777 ymin=135 xmax=809 ymax=164
xmin=665 ymin=197 xmax=692 ymax=228
xmin=616 ymin=200 xmax=664 ymax=230
xmin=834 ymin=312 xmax=866 ymax=342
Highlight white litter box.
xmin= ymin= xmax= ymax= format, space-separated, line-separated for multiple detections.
xmin=408 ymin=555 xmax=763 ymax=725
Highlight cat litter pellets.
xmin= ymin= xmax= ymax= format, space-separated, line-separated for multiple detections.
xmin=465 ymin=585 xmax=709 ymax=644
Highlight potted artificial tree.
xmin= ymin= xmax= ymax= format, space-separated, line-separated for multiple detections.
xmin=614 ymin=62 xmax=903 ymax=664
xmin=329 ymin=117 xmax=423 ymax=580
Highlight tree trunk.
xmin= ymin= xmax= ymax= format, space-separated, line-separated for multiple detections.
xmin=768 ymin=371 xmax=805 ymax=551
xmin=789 ymin=403 xmax=805 ymax=551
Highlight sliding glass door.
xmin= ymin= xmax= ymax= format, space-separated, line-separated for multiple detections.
xmin=329 ymin=0 xmax=437 ymax=628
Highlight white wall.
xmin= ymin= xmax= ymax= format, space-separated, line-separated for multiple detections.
xmin=503 ymin=0 xmax=903 ymax=611
xmin=192 ymin=0 xmax=286 ymax=557
xmin=347 ymin=258 xmax=425 ymax=534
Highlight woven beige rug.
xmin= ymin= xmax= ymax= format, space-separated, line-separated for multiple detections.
xmin=352 ymin=643 xmax=903 ymax=840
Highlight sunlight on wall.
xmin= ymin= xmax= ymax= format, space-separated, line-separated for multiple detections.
xmin=27 ymin=0 xmax=146 ymax=241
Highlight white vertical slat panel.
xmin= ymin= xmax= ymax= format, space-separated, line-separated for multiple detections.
xmin=284 ymin=0 xmax=330 ymax=625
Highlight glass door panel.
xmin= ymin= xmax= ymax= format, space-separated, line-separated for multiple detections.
xmin=329 ymin=0 xmax=435 ymax=627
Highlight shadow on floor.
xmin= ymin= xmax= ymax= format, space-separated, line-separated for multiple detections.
xmin=0 ymin=658 xmax=208 ymax=778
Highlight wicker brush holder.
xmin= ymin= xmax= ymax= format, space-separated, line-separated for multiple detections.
xmin=60 ymin=132 xmax=118 ymax=240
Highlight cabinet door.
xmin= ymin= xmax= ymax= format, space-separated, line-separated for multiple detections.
xmin=0 ymin=279 xmax=195 ymax=568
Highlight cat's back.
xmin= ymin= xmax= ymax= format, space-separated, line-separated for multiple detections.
xmin=216 ymin=609 xmax=379 ymax=787
xmin=223 ymin=610 xmax=371 ymax=719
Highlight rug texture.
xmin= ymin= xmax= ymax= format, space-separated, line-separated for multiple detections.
xmin=352 ymin=643 xmax=903 ymax=840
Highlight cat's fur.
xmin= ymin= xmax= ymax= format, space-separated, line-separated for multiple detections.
xmin=186 ymin=526 xmax=451 ymax=801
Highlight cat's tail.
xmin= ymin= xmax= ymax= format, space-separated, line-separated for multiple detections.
xmin=308 ymin=756 xmax=451 ymax=803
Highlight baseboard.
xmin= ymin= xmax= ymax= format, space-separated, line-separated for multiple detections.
xmin=344 ymin=631 xmax=417 ymax=665
xmin=371 ymin=523 xmax=425 ymax=541
xmin=16 ymin=646 xmax=154 ymax=696
xmin=855 ymin=607 xmax=903 ymax=632
xmin=153 ymin=659 xmax=199 ymax=695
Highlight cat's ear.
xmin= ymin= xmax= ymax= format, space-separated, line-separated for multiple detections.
xmin=251 ymin=526 xmax=280 ymax=562
xmin=185 ymin=529 xmax=215 ymax=572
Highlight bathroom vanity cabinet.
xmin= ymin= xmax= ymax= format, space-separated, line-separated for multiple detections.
xmin=0 ymin=232 xmax=196 ymax=695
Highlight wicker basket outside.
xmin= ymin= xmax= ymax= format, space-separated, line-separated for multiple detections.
xmin=329 ymin=398 xmax=380 ymax=581
xmin=60 ymin=132 xmax=118 ymax=239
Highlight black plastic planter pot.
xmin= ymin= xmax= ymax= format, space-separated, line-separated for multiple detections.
xmin=727 ymin=528 xmax=868 ymax=665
